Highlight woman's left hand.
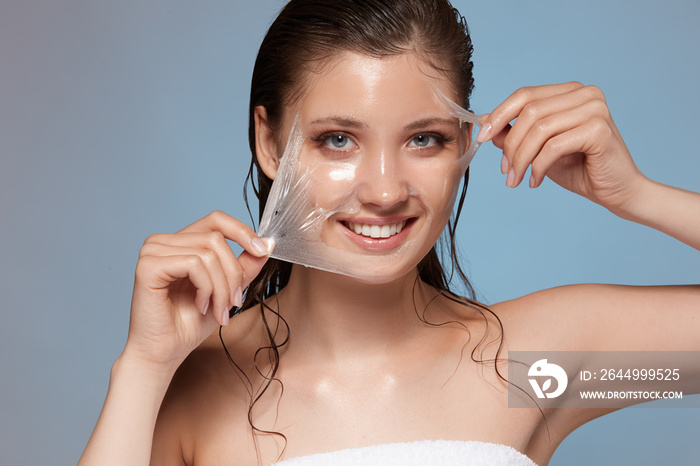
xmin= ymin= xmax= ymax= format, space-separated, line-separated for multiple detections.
xmin=477 ymin=82 xmax=647 ymax=214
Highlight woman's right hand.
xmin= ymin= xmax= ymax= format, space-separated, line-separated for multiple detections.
xmin=123 ymin=210 xmax=272 ymax=370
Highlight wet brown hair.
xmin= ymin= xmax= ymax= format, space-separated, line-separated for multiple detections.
xmin=221 ymin=0 xmax=508 ymax=460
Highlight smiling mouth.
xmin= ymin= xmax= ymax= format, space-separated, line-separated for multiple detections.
xmin=342 ymin=220 xmax=408 ymax=239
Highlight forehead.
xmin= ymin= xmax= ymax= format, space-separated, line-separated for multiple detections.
xmin=290 ymin=51 xmax=459 ymax=126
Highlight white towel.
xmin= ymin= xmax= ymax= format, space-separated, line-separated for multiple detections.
xmin=272 ymin=440 xmax=537 ymax=465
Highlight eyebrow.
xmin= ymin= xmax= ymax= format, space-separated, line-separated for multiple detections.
xmin=404 ymin=117 xmax=458 ymax=131
xmin=309 ymin=116 xmax=368 ymax=129
xmin=309 ymin=116 xmax=457 ymax=131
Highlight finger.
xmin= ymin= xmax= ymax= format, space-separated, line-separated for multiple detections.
xmin=236 ymin=238 xmax=274 ymax=293
xmin=528 ymin=119 xmax=610 ymax=189
xmin=477 ymin=82 xmax=584 ymax=143
xmin=143 ymin=231 xmax=244 ymax=308
xmin=508 ymin=109 xmax=580 ymax=187
xmin=178 ymin=210 xmax=270 ymax=258
xmin=489 ymin=124 xmax=512 ymax=175
xmin=140 ymin=244 xmax=232 ymax=324
xmin=236 ymin=253 xmax=270 ymax=292
xmin=136 ymin=254 xmax=215 ymax=317
xmin=509 ymin=99 xmax=609 ymax=187
xmin=491 ymin=124 xmax=511 ymax=151
xmin=502 ymin=85 xmax=606 ymax=162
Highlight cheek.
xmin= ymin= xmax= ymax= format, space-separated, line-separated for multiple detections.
xmin=296 ymin=140 xmax=362 ymax=212
xmin=415 ymin=161 xmax=464 ymax=218
xmin=306 ymin=164 xmax=359 ymax=211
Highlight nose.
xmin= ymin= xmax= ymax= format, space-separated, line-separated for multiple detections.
xmin=354 ymin=148 xmax=410 ymax=208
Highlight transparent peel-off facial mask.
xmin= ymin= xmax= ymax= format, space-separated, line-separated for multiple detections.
xmin=257 ymin=89 xmax=481 ymax=282
xmin=432 ymin=86 xmax=482 ymax=171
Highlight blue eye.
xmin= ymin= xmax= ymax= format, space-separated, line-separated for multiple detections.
xmin=325 ymin=134 xmax=356 ymax=150
xmin=410 ymin=134 xmax=438 ymax=148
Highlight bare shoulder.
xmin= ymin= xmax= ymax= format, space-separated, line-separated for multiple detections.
xmin=151 ymin=307 xmax=267 ymax=464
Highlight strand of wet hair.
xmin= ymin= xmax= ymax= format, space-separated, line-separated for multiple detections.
xmin=219 ymin=293 xmax=290 ymax=464
xmin=412 ymin=269 xmax=551 ymax=442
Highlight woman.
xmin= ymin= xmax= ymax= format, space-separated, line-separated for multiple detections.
xmin=79 ymin=0 xmax=700 ymax=464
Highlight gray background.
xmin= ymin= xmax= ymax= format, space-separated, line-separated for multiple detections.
xmin=1 ymin=0 xmax=698 ymax=464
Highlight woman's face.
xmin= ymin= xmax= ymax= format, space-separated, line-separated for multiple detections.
xmin=273 ymin=51 xmax=471 ymax=283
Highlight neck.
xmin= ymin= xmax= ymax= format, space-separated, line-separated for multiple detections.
xmin=275 ymin=265 xmax=440 ymax=364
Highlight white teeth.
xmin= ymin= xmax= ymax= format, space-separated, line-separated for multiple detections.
xmin=346 ymin=221 xmax=407 ymax=239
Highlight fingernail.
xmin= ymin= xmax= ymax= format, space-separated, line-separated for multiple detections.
xmin=476 ymin=122 xmax=491 ymax=142
xmin=200 ymin=298 xmax=210 ymax=316
xmin=500 ymin=154 xmax=509 ymax=174
xmin=222 ymin=307 xmax=230 ymax=326
xmin=234 ymin=286 xmax=242 ymax=307
xmin=262 ymin=237 xmax=275 ymax=255
xmin=251 ymin=238 xmax=267 ymax=256
xmin=529 ymin=174 xmax=536 ymax=188
xmin=506 ymin=168 xmax=515 ymax=188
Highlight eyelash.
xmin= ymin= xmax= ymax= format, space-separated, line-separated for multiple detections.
xmin=407 ymin=133 xmax=452 ymax=149
xmin=311 ymin=132 xmax=357 ymax=152
xmin=310 ymin=131 xmax=454 ymax=154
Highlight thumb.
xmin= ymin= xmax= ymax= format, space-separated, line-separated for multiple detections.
xmin=490 ymin=123 xmax=511 ymax=150
xmin=237 ymin=238 xmax=275 ymax=289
